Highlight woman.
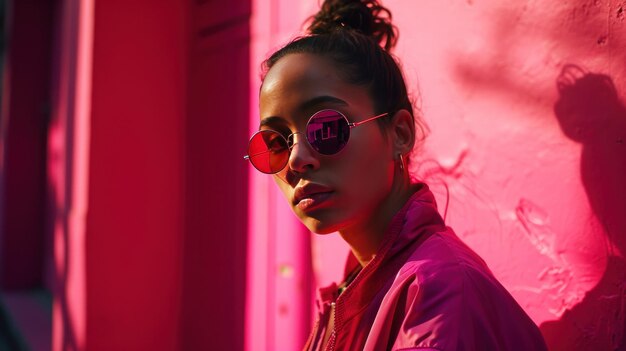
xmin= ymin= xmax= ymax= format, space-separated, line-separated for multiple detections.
xmin=245 ymin=0 xmax=548 ymax=350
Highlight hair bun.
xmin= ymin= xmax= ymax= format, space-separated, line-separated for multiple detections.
xmin=307 ymin=0 xmax=398 ymax=51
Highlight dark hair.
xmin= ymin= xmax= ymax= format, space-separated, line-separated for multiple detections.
xmin=261 ymin=0 xmax=425 ymax=155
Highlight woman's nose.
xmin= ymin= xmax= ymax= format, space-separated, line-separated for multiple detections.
xmin=287 ymin=133 xmax=320 ymax=174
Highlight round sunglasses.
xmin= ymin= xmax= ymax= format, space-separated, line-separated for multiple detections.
xmin=244 ymin=109 xmax=389 ymax=174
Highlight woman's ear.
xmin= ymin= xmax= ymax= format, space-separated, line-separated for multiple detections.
xmin=389 ymin=109 xmax=415 ymax=156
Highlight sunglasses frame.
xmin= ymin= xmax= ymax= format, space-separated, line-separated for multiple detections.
xmin=244 ymin=109 xmax=389 ymax=174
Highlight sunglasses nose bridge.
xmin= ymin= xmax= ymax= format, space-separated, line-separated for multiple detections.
xmin=287 ymin=131 xmax=307 ymax=150
xmin=286 ymin=131 xmax=320 ymax=173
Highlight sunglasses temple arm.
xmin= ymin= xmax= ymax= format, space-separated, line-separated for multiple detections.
xmin=243 ymin=148 xmax=281 ymax=161
xmin=348 ymin=112 xmax=389 ymax=128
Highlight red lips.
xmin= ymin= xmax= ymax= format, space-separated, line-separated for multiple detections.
xmin=293 ymin=183 xmax=334 ymax=207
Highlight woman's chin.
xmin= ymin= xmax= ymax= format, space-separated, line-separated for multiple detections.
xmin=301 ymin=217 xmax=343 ymax=235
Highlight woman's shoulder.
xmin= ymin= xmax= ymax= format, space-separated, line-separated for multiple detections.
xmin=396 ymin=229 xmax=494 ymax=288
xmin=380 ymin=230 xmax=548 ymax=351
xmin=388 ymin=228 xmax=531 ymax=326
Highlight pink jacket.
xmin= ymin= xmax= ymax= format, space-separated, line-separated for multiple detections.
xmin=304 ymin=184 xmax=548 ymax=351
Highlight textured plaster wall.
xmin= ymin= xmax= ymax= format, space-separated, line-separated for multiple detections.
xmin=387 ymin=1 xmax=625 ymax=350
xmin=249 ymin=1 xmax=626 ymax=350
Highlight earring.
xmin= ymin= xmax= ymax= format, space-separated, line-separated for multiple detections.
xmin=399 ymin=153 xmax=404 ymax=171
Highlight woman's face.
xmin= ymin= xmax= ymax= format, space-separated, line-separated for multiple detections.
xmin=259 ymin=53 xmax=396 ymax=234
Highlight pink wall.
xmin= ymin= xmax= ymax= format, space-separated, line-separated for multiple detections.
xmin=48 ymin=0 xmax=190 ymax=349
xmin=85 ymin=0 xmax=189 ymax=349
xmin=391 ymin=2 xmax=625 ymax=349
xmin=48 ymin=0 xmax=249 ymax=350
xmin=183 ymin=1 xmax=249 ymax=349
xmin=248 ymin=1 xmax=626 ymax=350
xmin=4 ymin=0 xmax=250 ymax=349
xmin=45 ymin=0 xmax=252 ymax=348
xmin=49 ymin=0 xmax=93 ymax=348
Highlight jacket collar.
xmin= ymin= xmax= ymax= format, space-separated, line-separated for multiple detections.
xmin=317 ymin=183 xmax=446 ymax=322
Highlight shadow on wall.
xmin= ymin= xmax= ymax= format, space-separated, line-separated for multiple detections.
xmin=47 ymin=125 xmax=78 ymax=351
xmin=541 ymin=64 xmax=626 ymax=351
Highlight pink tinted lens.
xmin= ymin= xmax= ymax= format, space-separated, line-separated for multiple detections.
xmin=306 ymin=110 xmax=350 ymax=155
xmin=247 ymin=130 xmax=290 ymax=174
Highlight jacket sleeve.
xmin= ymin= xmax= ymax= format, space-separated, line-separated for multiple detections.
xmin=389 ymin=261 xmax=547 ymax=351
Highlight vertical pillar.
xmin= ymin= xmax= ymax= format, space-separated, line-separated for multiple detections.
xmin=180 ymin=1 xmax=250 ymax=349
xmin=51 ymin=0 xmax=188 ymax=349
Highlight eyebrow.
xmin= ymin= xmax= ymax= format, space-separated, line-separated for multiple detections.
xmin=259 ymin=95 xmax=348 ymax=128
xmin=259 ymin=116 xmax=285 ymax=128
xmin=298 ymin=95 xmax=348 ymax=112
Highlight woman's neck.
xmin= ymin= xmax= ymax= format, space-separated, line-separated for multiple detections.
xmin=339 ymin=180 xmax=417 ymax=267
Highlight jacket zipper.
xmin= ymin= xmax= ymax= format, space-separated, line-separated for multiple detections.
xmin=326 ymin=302 xmax=337 ymax=351
xmin=326 ymin=265 xmax=363 ymax=350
